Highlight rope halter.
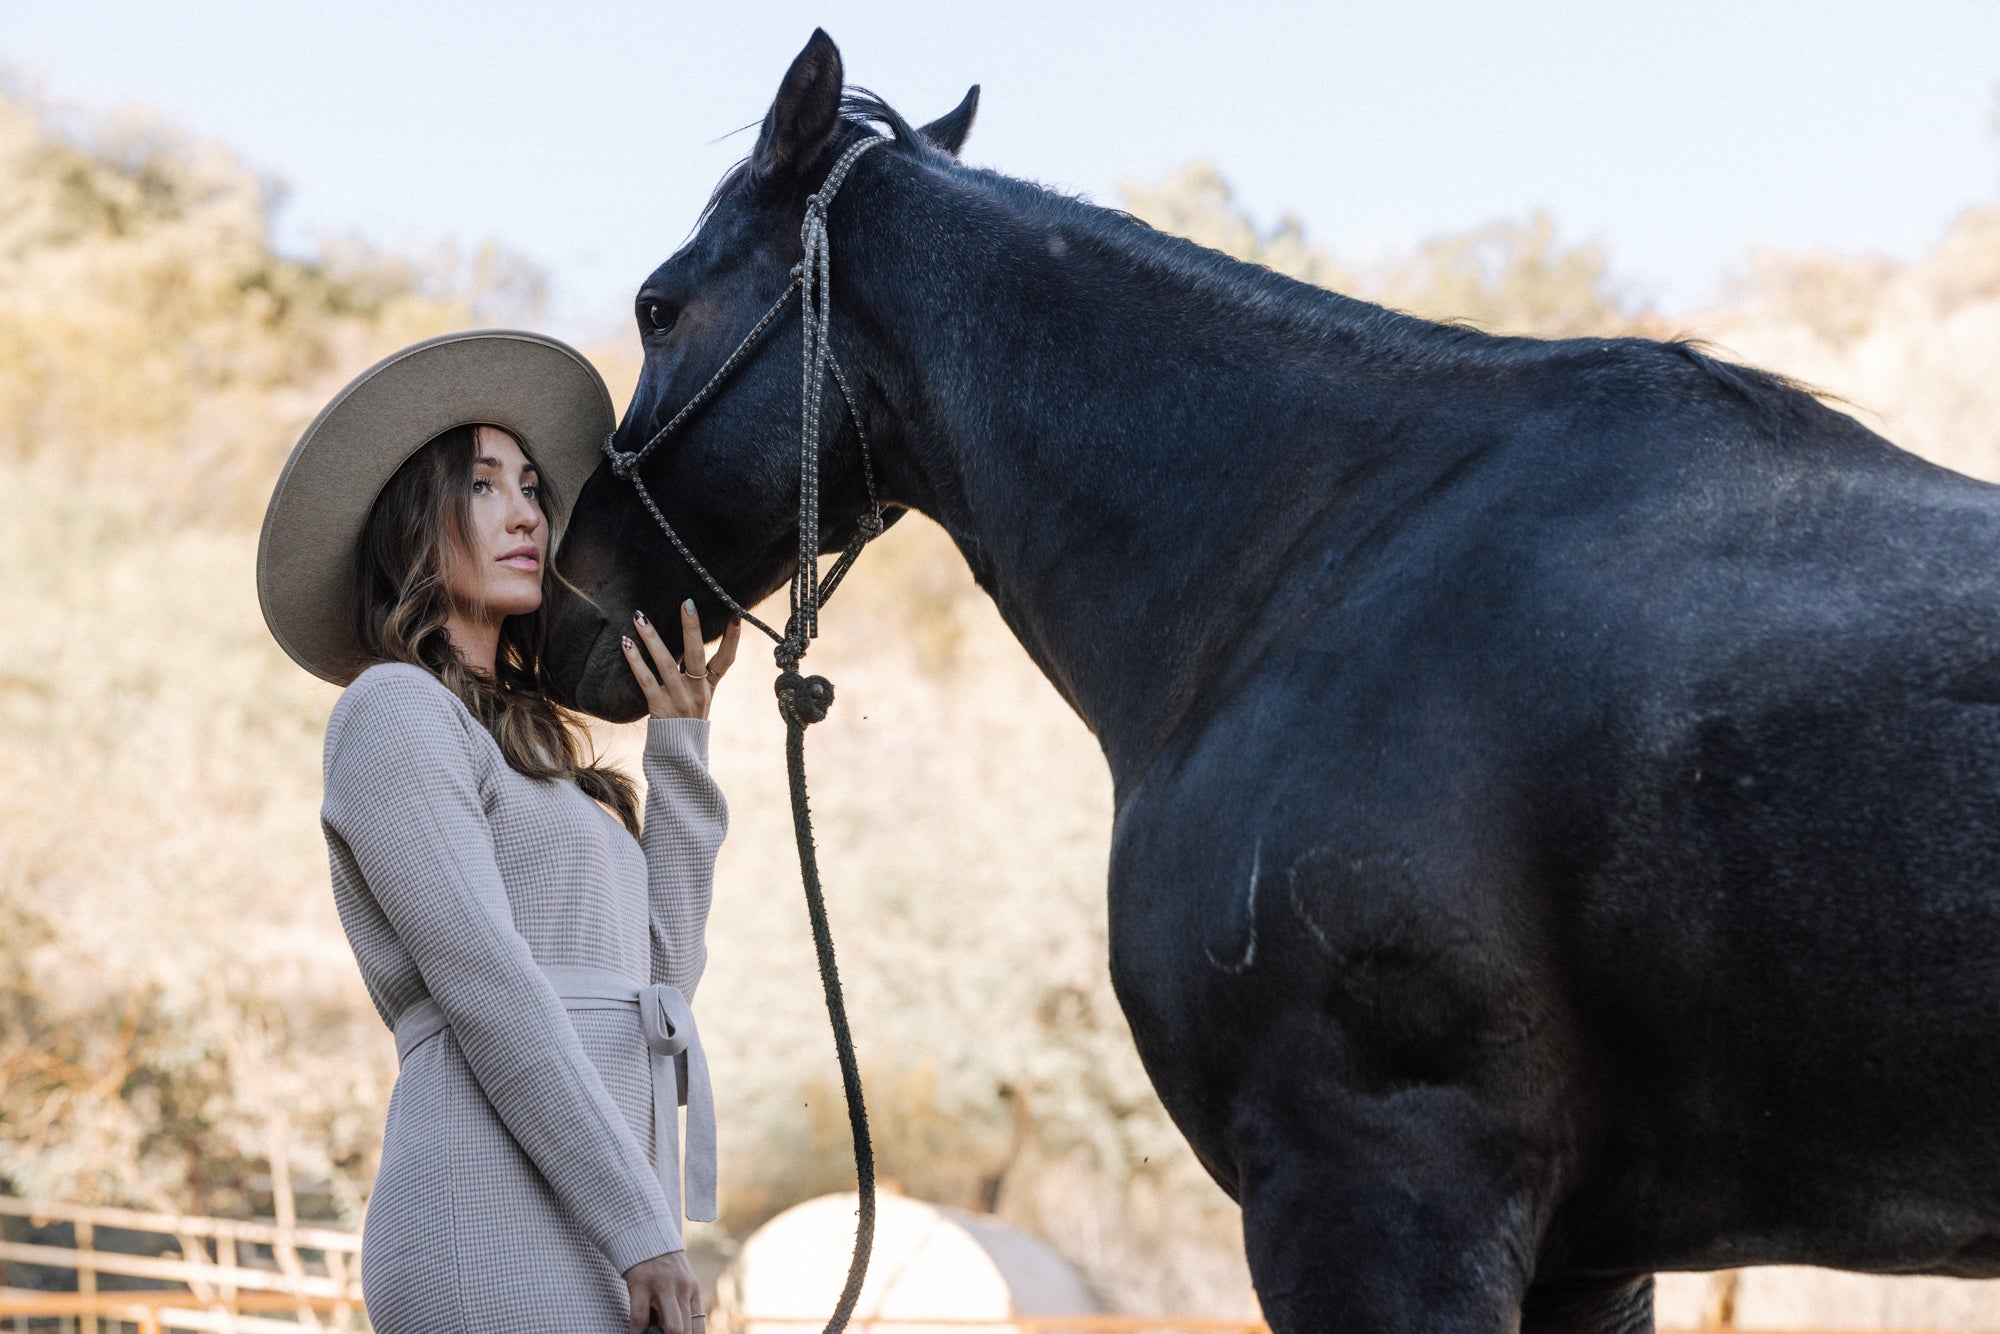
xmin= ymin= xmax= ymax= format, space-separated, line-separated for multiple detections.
xmin=601 ymin=132 xmax=890 ymax=686
xmin=598 ymin=129 xmax=891 ymax=1334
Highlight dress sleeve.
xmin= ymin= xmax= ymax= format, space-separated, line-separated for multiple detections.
xmin=321 ymin=667 xmax=684 ymax=1271
xmin=640 ymin=716 xmax=728 ymax=998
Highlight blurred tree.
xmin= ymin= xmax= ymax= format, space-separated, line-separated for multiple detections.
xmin=1374 ymin=210 xmax=1625 ymax=336
xmin=1121 ymin=161 xmax=1632 ymax=337
xmin=1120 ymin=161 xmax=1357 ymax=292
xmin=0 ymin=83 xmax=540 ymax=525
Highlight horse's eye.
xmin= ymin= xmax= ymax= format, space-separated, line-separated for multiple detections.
xmin=646 ymin=303 xmax=679 ymax=334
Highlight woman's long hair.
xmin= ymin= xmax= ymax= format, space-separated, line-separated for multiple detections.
xmin=353 ymin=423 xmax=641 ymax=835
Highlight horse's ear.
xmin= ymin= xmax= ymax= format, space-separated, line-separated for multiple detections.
xmin=754 ymin=29 xmax=846 ymax=178
xmin=918 ymin=85 xmax=980 ymax=157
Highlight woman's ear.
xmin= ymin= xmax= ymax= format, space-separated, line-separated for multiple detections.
xmin=753 ymin=28 xmax=845 ymax=178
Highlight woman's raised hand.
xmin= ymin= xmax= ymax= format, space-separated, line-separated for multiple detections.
xmin=621 ymin=600 xmax=742 ymax=720
xmin=623 ymin=1248 xmax=702 ymax=1334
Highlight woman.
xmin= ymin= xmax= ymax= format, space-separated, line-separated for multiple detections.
xmin=256 ymin=330 xmax=740 ymax=1334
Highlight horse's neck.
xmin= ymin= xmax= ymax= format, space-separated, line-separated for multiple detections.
xmin=850 ymin=173 xmax=1394 ymax=773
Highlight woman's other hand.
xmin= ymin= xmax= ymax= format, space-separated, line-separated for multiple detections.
xmin=624 ymin=1248 xmax=703 ymax=1334
xmin=622 ymin=600 xmax=742 ymax=720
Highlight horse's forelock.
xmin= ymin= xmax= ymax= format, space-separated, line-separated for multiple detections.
xmin=691 ymin=156 xmax=756 ymax=239
xmin=836 ymin=89 xmax=921 ymax=149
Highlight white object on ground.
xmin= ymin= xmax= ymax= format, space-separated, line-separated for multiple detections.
xmin=718 ymin=1192 xmax=1099 ymax=1334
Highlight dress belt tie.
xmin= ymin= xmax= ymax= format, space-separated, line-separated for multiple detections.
xmin=391 ymin=964 xmax=717 ymax=1223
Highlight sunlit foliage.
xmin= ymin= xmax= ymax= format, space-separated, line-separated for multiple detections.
xmin=1121 ymin=161 xmax=1629 ymax=337
xmin=0 ymin=87 xmax=541 ymax=524
xmin=4 ymin=93 xmax=1998 ymax=1317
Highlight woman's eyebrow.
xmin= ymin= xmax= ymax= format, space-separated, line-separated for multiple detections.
xmin=472 ymin=456 xmax=538 ymax=475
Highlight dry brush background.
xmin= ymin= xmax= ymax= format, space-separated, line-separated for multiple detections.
xmin=3 ymin=87 xmax=1999 ymax=1317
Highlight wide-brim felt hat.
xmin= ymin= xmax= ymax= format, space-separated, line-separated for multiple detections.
xmin=257 ymin=328 xmax=614 ymax=686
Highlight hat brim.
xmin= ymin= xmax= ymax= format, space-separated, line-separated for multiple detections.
xmin=256 ymin=329 xmax=614 ymax=685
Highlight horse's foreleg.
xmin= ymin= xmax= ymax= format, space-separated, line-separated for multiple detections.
xmin=1231 ymin=1085 xmax=1542 ymax=1334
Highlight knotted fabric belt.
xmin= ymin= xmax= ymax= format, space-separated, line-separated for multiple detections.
xmin=391 ymin=964 xmax=717 ymax=1223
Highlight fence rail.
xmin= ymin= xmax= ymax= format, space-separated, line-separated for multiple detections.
xmin=0 ymin=1196 xmax=363 ymax=1332
xmin=717 ymin=1318 xmax=1977 ymax=1334
xmin=0 ymin=1290 xmax=367 ymax=1333
xmin=1 ymin=1292 xmax=1989 ymax=1334
xmin=1 ymin=1199 xmax=1992 ymax=1334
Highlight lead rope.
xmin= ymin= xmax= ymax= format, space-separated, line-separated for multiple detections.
xmin=605 ymin=132 xmax=888 ymax=1334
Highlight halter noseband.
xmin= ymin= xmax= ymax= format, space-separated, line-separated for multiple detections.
xmin=602 ymin=133 xmax=890 ymax=673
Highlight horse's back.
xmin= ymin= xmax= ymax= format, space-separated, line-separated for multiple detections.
xmin=1538 ymin=442 xmax=2000 ymax=1275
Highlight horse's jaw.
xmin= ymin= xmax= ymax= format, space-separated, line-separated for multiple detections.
xmin=542 ymin=590 xmax=651 ymax=722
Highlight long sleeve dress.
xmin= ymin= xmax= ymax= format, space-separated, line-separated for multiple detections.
xmin=319 ymin=661 xmax=727 ymax=1333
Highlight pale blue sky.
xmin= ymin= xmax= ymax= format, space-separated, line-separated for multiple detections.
xmin=5 ymin=2 xmax=1997 ymax=340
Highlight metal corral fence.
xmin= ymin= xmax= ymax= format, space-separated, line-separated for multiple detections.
xmin=1 ymin=1197 xmax=1990 ymax=1334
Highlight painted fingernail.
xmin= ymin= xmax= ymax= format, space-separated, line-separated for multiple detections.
xmin=621 ymin=635 xmax=635 ymax=650
xmin=683 ymin=598 xmax=696 ymax=614
xmin=633 ymin=609 xmax=648 ymax=626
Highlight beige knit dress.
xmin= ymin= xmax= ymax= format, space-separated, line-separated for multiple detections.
xmin=320 ymin=661 xmax=726 ymax=1332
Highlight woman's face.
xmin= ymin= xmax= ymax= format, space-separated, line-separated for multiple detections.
xmin=445 ymin=425 xmax=547 ymax=623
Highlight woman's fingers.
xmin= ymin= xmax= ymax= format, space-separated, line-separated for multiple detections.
xmin=679 ymin=1264 xmax=704 ymax=1334
xmin=709 ymin=616 xmax=743 ymax=682
xmin=678 ymin=600 xmax=708 ymax=680
xmin=640 ymin=609 xmax=704 ymax=699
xmin=620 ymin=632 xmax=668 ymax=711
xmin=625 ymin=1262 xmax=681 ymax=1334
xmin=633 ymin=609 xmax=678 ymax=676
xmin=629 ymin=605 xmax=741 ymax=718
xmin=625 ymin=1269 xmax=657 ymax=1334
xmin=632 ymin=608 xmax=701 ymax=718
xmin=624 ymin=1252 xmax=700 ymax=1334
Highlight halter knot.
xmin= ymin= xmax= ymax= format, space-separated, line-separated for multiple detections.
xmin=775 ymin=670 xmax=835 ymax=727
xmin=603 ymin=432 xmax=639 ymax=481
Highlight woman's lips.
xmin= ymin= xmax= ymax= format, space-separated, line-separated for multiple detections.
xmin=497 ymin=549 xmax=540 ymax=571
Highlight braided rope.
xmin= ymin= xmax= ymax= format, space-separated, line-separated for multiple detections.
xmin=603 ymin=132 xmax=889 ymax=1334
xmin=792 ymin=134 xmax=881 ymax=642
xmin=608 ymin=275 xmax=802 ymax=479
xmin=603 ymin=133 xmax=889 ymax=667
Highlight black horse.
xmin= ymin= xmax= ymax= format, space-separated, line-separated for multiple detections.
xmin=548 ymin=31 xmax=2000 ymax=1332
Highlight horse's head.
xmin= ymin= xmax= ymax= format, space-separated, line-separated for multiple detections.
xmin=545 ymin=29 xmax=977 ymax=719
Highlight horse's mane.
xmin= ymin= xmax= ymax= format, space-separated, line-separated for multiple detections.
xmin=714 ymin=92 xmax=1816 ymax=423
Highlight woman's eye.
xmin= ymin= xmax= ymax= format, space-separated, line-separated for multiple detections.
xmin=471 ymin=478 xmax=491 ymax=494
xmin=522 ymin=483 xmax=539 ymax=500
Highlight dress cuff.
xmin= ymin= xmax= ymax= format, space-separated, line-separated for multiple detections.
xmin=644 ymin=715 xmax=711 ymax=764
xmin=601 ymin=1212 xmax=685 ymax=1275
